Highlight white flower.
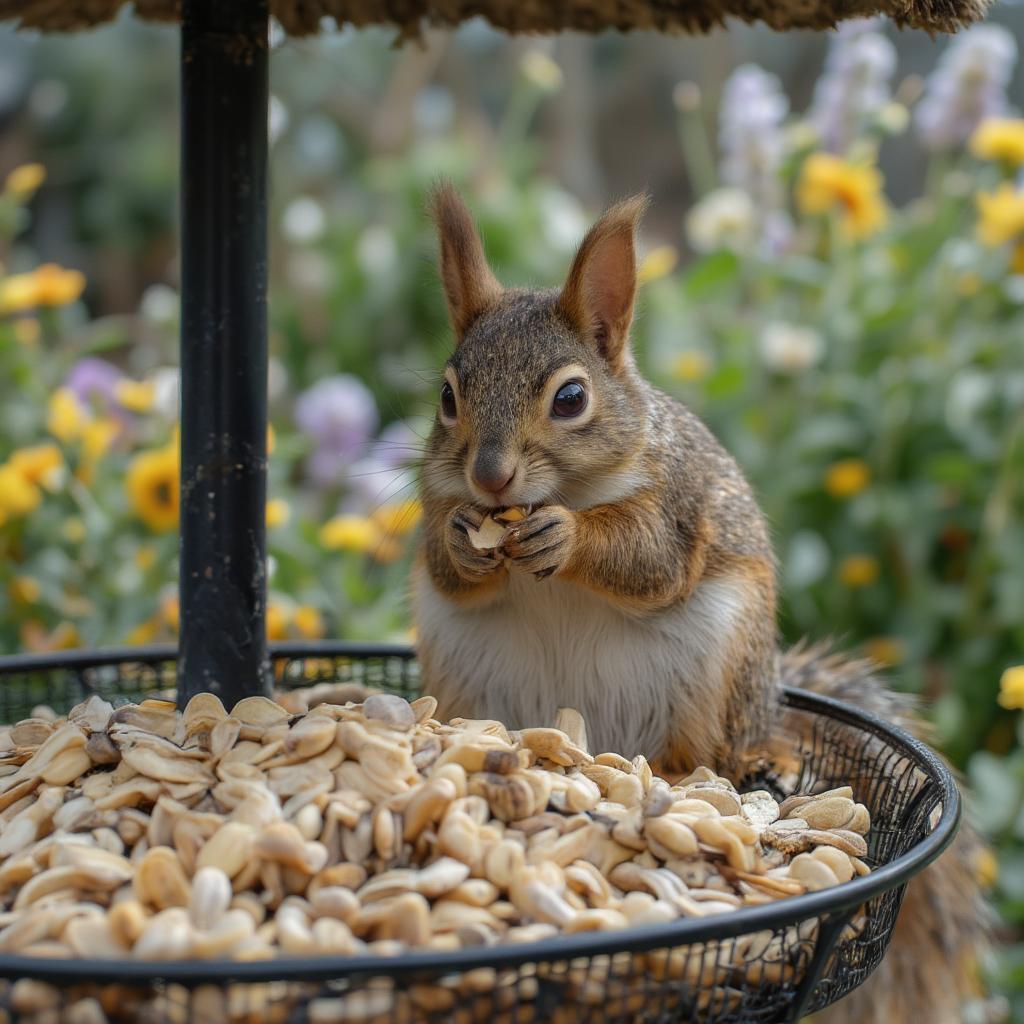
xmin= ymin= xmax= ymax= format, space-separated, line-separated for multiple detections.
xmin=268 ymin=357 xmax=289 ymax=404
xmin=282 ymin=197 xmax=326 ymax=245
xmin=149 ymin=367 xmax=180 ymax=419
xmin=268 ymin=94 xmax=289 ymax=145
xmin=685 ymin=188 xmax=756 ymax=253
xmin=672 ymin=82 xmax=701 ymax=113
xmin=540 ymin=190 xmax=587 ymax=252
xmin=356 ymin=225 xmax=398 ymax=275
xmin=759 ymin=323 xmax=824 ymax=374
xmin=520 ymin=50 xmax=563 ymax=93
xmin=877 ymin=101 xmax=910 ymax=135
xmin=139 ymin=284 xmax=179 ymax=326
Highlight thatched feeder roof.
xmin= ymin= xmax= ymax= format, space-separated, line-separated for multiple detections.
xmin=0 ymin=0 xmax=992 ymax=38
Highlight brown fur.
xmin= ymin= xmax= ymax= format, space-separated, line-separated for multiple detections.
xmin=429 ymin=183 xmax=503 ymax=341
xmin=772 ymin=645 xmax=989 ymax=1024
xmin=415 ymin=186 xmax=987 ymax=1020
xmin=559 ymin=194 xmax=647 ymax=371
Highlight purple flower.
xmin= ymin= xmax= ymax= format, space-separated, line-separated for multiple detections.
xmin=65 ymin=357 xmax=124 ymax=410
xmin=916 ymin=25 xmax=1018 ymax=152
xmin=368 ymin=420 xmax=424 ymax=470
xmin=717 ymin=65 xmax=793 ymax=255
xmin=344 ymin=457 xmax=418 ymax=512
xmin=306 ymin=448 xmax=351 ymax=490
xmin=295 ymin=375 xmax=379 ymax=488
xmin=345 ymin=419 xmax=423 ymax=510
xmin=811 ymin=19 xmax=896 ymax=153
xmin=719 ymin=65 xmax=789 ymax=210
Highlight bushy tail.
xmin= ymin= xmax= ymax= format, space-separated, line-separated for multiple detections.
xmin=772 ymin=643 xmax=990 ymax=1024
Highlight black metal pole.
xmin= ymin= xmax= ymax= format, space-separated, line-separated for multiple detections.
xmin=178 ymin=0 xmax=271 ymax=707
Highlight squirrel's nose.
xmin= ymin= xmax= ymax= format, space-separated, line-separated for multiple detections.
xmin=471 ymin=454 xmax=516 ymax=495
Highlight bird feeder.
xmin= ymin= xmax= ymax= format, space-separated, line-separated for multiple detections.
xmin=0 ymin=1 xmax=980 ymax=1021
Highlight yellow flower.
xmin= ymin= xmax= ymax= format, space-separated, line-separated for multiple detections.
xmin=998 ymin=665 xmax=1024 ymax=710
xmin=266 ymin=602 xmax=289 ymax=641
xmin=0 ymin=463 xmax=42 ymax=520
xmin=12 ymin=318 xmax=40 ymax=346
xmin=81 ymin=418 xmax=119 ymax=462
xmin=1014 ymin=243 xmax=1024 ymax=276
xmin=267 ymin=424 xmax=276 ymax=455
xmin=825 ymin=459 xmax=871 ymax=499
xmin=797 ymin=153 xmax=887 ymax=240
xmin=975 ymin=184 xmax=1024 ymax=247
xmin=124 ymin=618 xmax=160 ymax=645
xmin=134 ymin=545 xmax=158 ymax=572
xmin=32 ymin=264 xmax=86 ymax=307
xmin=520 ymin=50 xmax=563 ymax=93
xmin=956 ymin=272 xmax=983 ymax=297
xmin=114 ymin=379 xmax=156 ymax=414
xmin=973 ymin=846 xmax=998 ymax=889
xmin=160 ymin=592 xmax=180 ymax=632
xmin=266 ymin=499 xmax=291 ymax=528
xmin=970 ymin=118 xmax=1024 ymax=167
xmin=293 ymin=605 xmax=325 ymax=640
xmin=864 ymin=636 xmax=904 ymax=667
xmin=9 ymin=576 xmax=41 ymax=604
xmin=9 ymin=443 xmax=64 ymax=491
xmin=839 ymin=555 xmax=879 ymax=588
xmin=61 ymin=517 xmax=86 ymax=543
xmin=47 ymin=388 xmax=87 ymax=443
xmin=0 ymin=274 xmax=38 ymax=314
xmin=20 ymin=620 xmax=80 ymax=653
xmin=4 ymin=163 xmax=45 ymax=198
xmin=372 ymin=499 xmax=422 ymax=538
xmin=126 ymin=446 xmax=180 ymax=532
xmin=671 ymin=351 xmax=712 ymax=383
xmin=0 ymin=264 xmax=85 ymax=313
xmin=318 ymin=515 xmax=380 ymax=553
xmin=638 ymin=245 xmax=679 ymax=285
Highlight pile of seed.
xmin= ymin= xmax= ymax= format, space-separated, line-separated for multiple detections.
xmin=0 ymin=690 xmax=871 ymax=1023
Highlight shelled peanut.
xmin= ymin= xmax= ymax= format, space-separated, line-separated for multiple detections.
xmin=0 ymin=688 xmax=872 ymax=1022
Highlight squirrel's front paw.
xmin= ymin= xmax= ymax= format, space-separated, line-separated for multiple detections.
xmin=446 ymin=507 xmax=503 ymax=583
xmin=501 ymin=505 xmax=577 ymax=580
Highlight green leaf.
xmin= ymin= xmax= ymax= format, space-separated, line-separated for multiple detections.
xmin=682 ymin=251 xmax=739 ymax=299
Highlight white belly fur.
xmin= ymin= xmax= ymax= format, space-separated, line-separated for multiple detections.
xmin=412 ymin=566 xmax=751 ymax=760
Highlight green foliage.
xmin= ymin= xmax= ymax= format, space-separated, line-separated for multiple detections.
xmin=0 ymin=20 xmax=1022 ymax=1015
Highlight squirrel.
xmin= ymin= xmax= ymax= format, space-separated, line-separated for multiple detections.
xmin=412 ymin=183 xmax=987 ymax=1024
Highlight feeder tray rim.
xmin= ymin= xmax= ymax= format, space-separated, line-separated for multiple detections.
xmin=0 ymin=642 xmax=960 ymax=987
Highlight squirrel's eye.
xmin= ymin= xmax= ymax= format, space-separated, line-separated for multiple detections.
xmin=552 ymin=381 xmax=587 ymax=419
xmin=440 ymin=381 xmax=457 ymax=422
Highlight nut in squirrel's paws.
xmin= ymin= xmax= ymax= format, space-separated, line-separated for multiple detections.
xmin=500 ymin=504 xmax=577 ymax=579
xmin=466 ymin=506 xmax=530 ymax=552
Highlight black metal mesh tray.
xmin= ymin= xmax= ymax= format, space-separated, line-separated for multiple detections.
xmin=0 ymin=642 xmax=960 ymax=1024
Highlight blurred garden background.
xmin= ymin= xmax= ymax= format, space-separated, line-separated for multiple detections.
xmin=0 ymin=8 xmax=1022 ymax=1014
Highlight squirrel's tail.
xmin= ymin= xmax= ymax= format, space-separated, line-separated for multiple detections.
xmin=771 ymin=643 xmax=990 ymax=1024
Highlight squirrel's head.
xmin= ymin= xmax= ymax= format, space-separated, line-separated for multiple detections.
xmin=424 ymin=184 xmax=651 ymax=511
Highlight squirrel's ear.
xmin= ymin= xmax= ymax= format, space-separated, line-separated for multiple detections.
xmin=558 ymin=194 xmax=648 ymax=370
xmin=429 ymin=183 xmax=503 ymax=343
